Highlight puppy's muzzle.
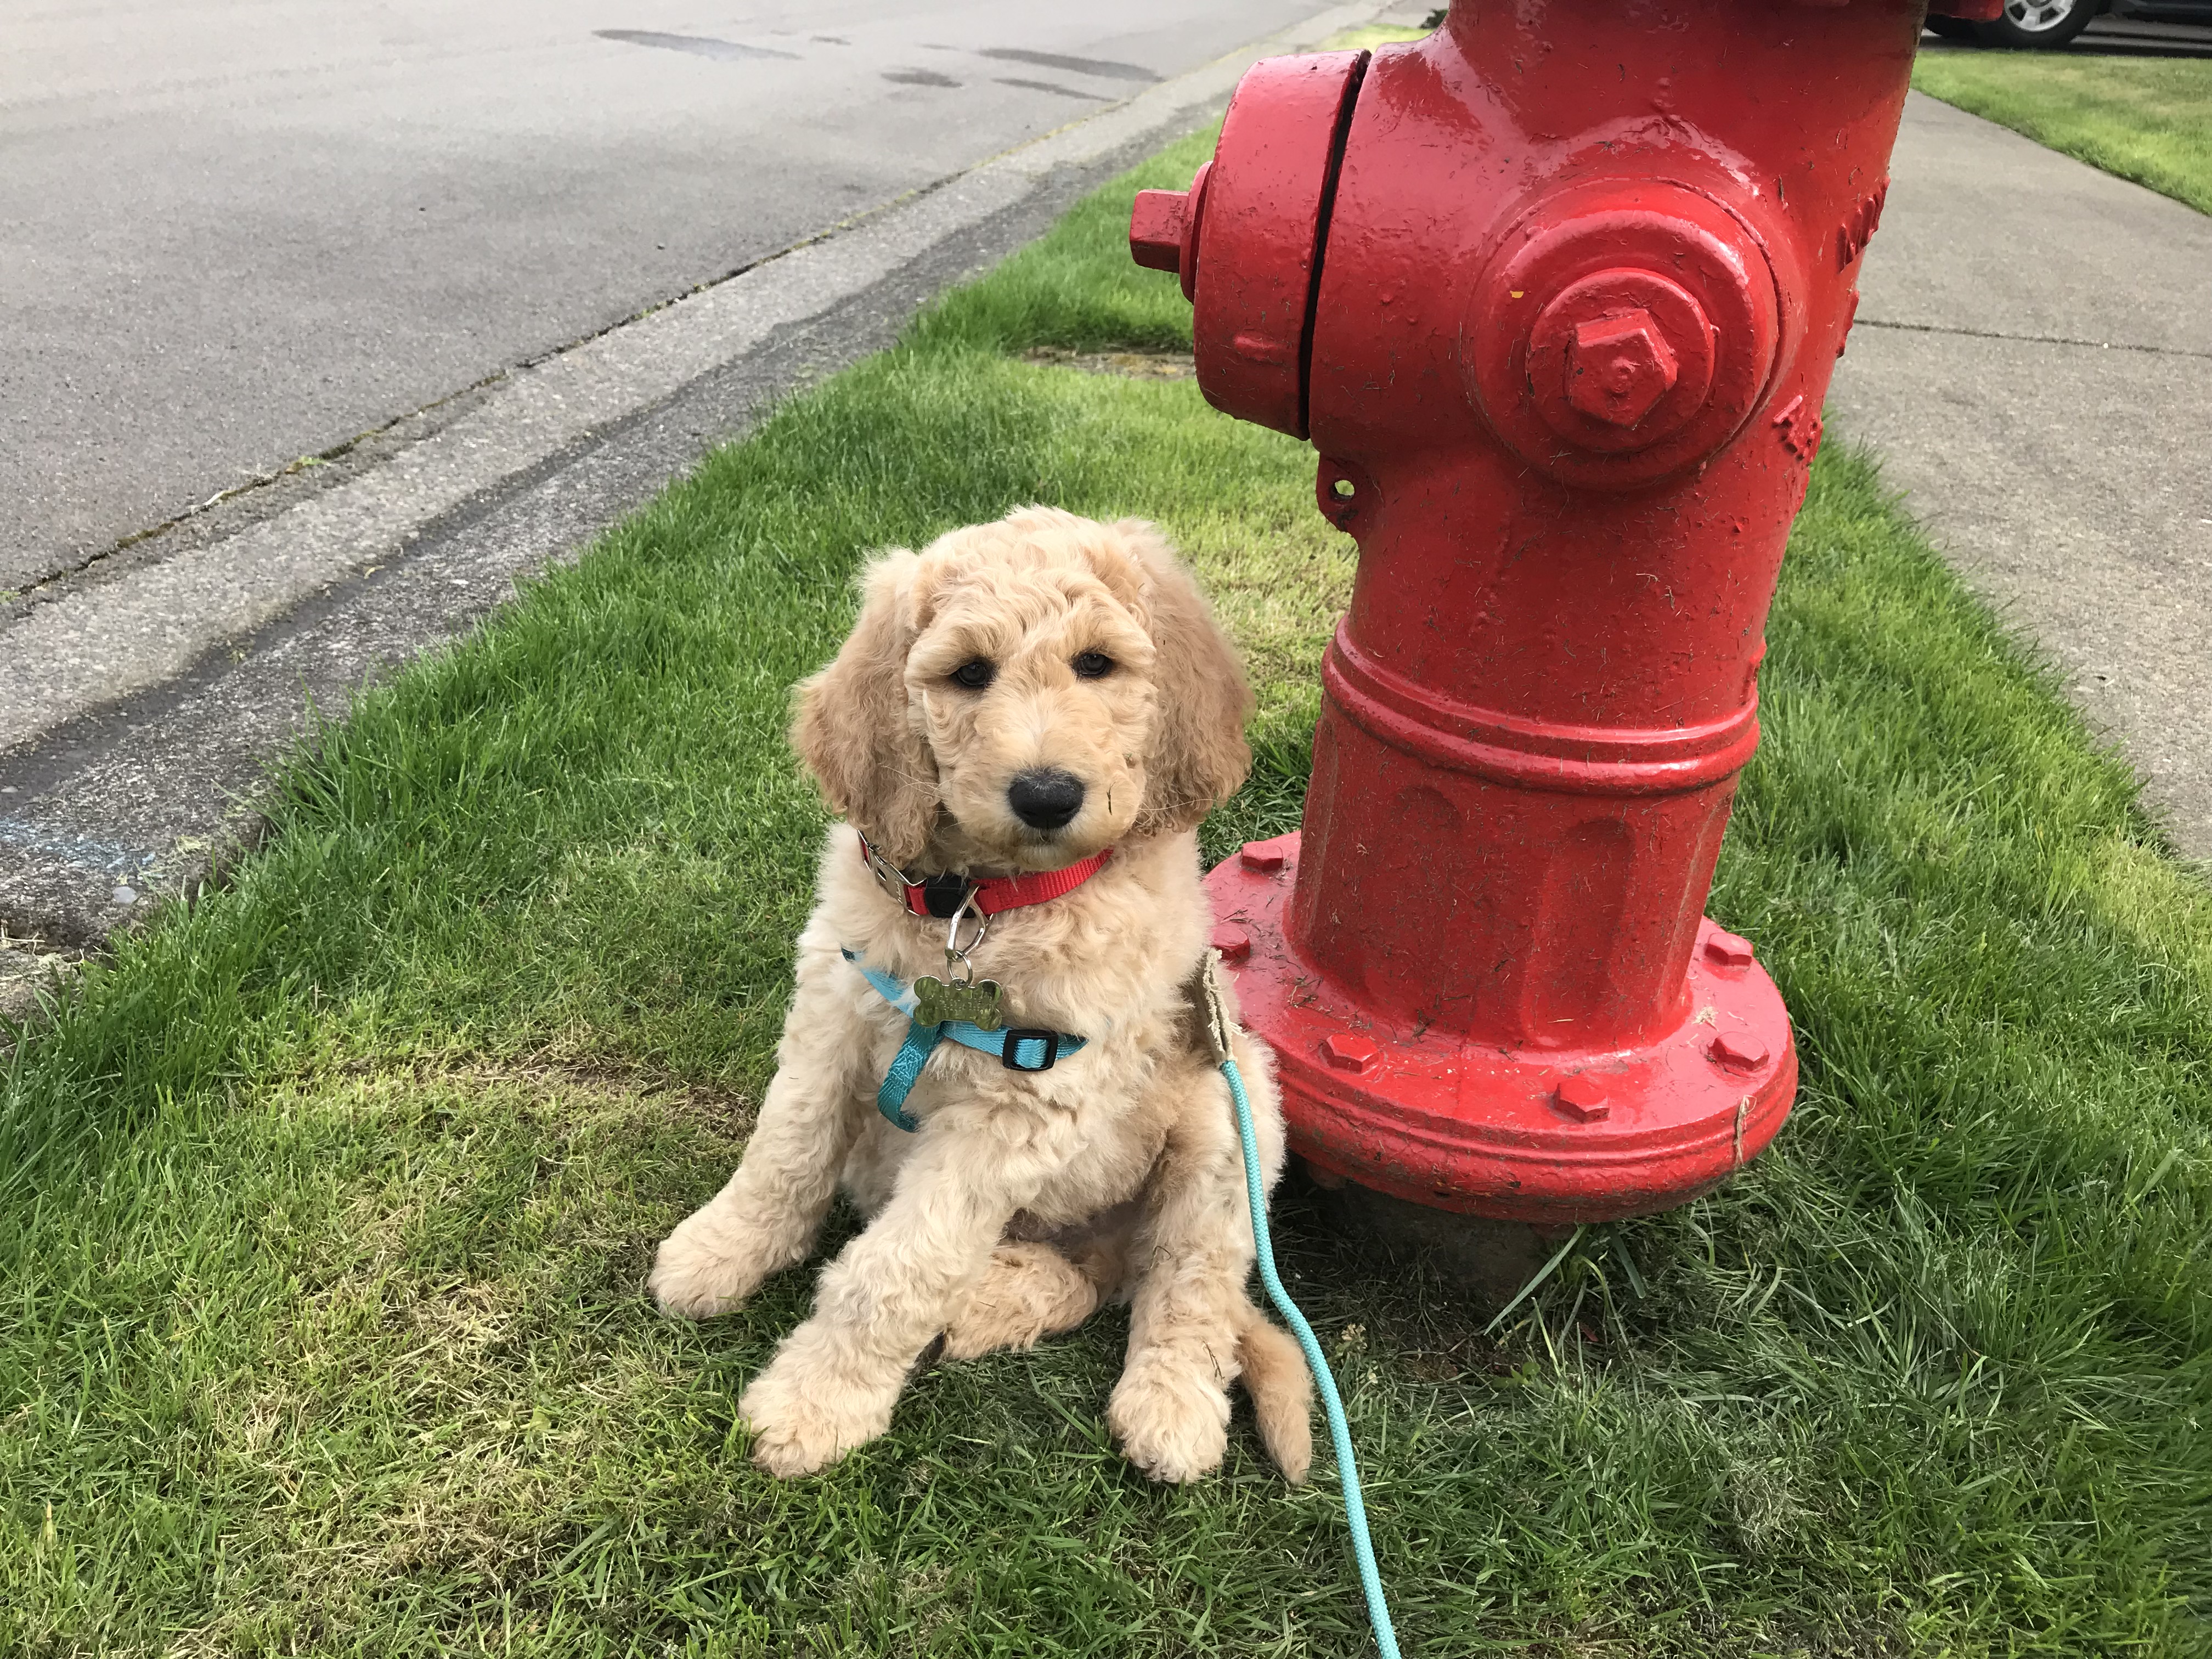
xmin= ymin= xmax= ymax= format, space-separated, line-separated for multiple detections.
xmin=1007 ymin=768 xmax=1085 ymax=831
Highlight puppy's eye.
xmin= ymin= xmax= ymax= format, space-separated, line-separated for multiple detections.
xmin=949 ymin=658 xmax=996 ymax=691
xmin=1073 ymin=651 xmax=1114 ymax=681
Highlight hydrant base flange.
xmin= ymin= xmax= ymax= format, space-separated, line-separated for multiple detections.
xmin=1208 ymin=834 xmax=1798 ymax=1223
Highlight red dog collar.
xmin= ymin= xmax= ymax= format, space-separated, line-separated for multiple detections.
xmin=856 ymin=830 xmax=1113 ymax=920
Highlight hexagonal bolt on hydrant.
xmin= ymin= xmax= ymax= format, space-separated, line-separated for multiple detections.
xmin=1566 ymin=310 xmax=1678 ymax=428
xmin=1131 ymin=0 xmax=1998 ymax=1232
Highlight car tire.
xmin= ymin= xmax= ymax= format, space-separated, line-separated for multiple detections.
xmin=1924 ymin=14 xmax=1981 ymax=37
xmin=1974 ymin=0 xmax=2100 ymax=46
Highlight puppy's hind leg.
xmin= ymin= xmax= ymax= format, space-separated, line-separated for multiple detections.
xmin=941 ymin=1203 xmax=1142 ymax=1359
xmin=651 ymin=944 xmax=867 ymax=1318
xmin=941 ymin=1242 xmax=1101 ymax=1360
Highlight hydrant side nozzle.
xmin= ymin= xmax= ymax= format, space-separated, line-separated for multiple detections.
xmin=1128 ymin=190 xmax=1188 ymax=274
xmin=1129 ymin=163 xmax=1211 ymax=300
xmin=1123 ymin=50 xmax=1367 ymax=438
xmin=1461 ymin=190 xmax=1781 ymax=486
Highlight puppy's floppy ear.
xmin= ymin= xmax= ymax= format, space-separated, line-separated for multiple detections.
xmin=792 ymin=551 xmax=939 ymax=865
xmin=1111 ymin=520 xmax=1255 ymax=836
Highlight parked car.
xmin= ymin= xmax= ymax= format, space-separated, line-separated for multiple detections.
xmin=1929 ymin=0 xmax=2212 ymax=48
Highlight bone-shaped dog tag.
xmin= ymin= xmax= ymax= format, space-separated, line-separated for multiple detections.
xmin=913 ymin=976 xmax=1005 ymax=1030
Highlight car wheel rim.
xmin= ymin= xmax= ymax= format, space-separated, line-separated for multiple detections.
xmin=2004 ymin=0 xmax=2079 ymax=31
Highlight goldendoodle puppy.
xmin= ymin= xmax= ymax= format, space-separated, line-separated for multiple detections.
xmin=650 ymin=505 xmax=1313 ymax=1483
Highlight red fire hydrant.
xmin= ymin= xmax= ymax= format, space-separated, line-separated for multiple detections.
xmin=1132 ymin=0 xmax=1993 ymax=1223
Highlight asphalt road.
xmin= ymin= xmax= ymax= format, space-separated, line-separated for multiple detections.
xmin=1 ymin=0 xmax=1324 ymax=594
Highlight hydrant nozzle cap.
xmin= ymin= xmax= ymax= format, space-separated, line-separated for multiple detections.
xmin=1568 ymin=311 xmax=1680 ymax=428
xmin=1130 ymin=190 xmax=1188 ymax=274
xmin=1130 ymin=163 xmax=1210 ymax=302
xmin=1527 ymin=268 xmax=1717 ymax=454
xmin=1462 ymin=185 xmax=1782 ymax=489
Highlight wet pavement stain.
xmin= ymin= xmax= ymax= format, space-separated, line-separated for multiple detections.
xmin=996 ymin=76 xmax=1102 ymax=100
xmin=978 ymin=47 xmax=1158 ymax=82
xmin=595 ymin=30 xmax=799 ymax=61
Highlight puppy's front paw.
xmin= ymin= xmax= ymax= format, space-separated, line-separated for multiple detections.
xmin=739 ymin=1351 xmax=895 ymax=1478
xmin=648 ymin=1209 xmax=775 ymax=1319
xmin=1108 ymin=1364 xmax=1232 ymax=1485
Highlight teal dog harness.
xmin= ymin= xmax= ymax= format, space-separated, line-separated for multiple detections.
xmin=841 ymin=949 xmax=1086 ymax=1131
xmin=843 ymin=831 xmax=1107 ymax=1129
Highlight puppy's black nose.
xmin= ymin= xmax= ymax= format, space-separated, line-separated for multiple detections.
xmin=1007 ymin=768 xmax=1085 ymax=830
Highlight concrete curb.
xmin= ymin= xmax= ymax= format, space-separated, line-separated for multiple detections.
xmin=0 ymin=1 xmax=1393 ymax=992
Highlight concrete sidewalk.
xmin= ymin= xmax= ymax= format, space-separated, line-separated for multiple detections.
xmin=1830 ymin=91 xmax=2212 ymax=861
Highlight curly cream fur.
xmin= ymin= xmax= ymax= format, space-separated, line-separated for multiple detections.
xmin=650 ymin=506 xmax=1310 ymax=1483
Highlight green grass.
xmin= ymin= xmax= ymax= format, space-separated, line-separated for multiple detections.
xmin=1314 ymin=23 xmax=1430 ymax=53
xmin=1914 ymin=47 xmax=2212 ymax=215
xmin=4 ymin=129 xmax=2211 ymax=1657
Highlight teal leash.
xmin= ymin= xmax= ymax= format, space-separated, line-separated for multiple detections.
xmin=850 ymin=933 xmax=1401 ymax=1651
xmin=1221 ymin=1050 xmax=1403 ymax=1659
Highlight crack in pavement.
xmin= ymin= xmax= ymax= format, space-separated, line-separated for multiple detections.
xmin=1855 ymin=314 xmax=2212 ymax=361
